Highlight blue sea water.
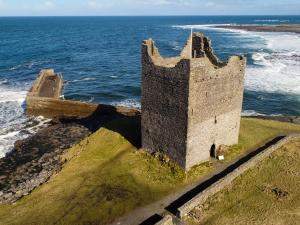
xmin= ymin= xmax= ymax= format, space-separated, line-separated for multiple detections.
xmin=0 ymin=16 xmax=300 ymax=156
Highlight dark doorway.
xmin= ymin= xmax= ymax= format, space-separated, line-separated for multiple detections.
xmin=210 ymin=144 xmax=216 ymax=158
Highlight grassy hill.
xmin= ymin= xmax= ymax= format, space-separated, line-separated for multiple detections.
xmin=224 ymin=118 xmax=300 ymax=161
xmin=185 ymin=137 xmax=300 ymax=225
xmin=0 ymin=117 xmax=300 ymax=225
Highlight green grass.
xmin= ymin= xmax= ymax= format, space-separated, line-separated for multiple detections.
xmin=0 ymin=118 xmax=300 ymax=225
xmin=0 ymin=118 xmax=211 ymax=225
xmin=223 ymin=118 xmax=300 ymax=162
xmin=185 ymin=138 xmax=300 ymax=225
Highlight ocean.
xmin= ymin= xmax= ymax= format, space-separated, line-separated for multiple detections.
xmin=0 ymin=16 xmax=300 ymax=157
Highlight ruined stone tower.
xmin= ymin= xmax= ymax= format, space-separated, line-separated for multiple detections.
xmin=141 ymin=32 xmax=246 ymax=170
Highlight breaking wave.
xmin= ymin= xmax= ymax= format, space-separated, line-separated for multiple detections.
xmin=172 ymin=24 xmax=235 ymax=29
xmin=246 ymin=33 xmax=300 ymax=95
xmin=173 ymin=24 xmax=300 ymax=96
xmin=67 ymin=77 xmax=97 ymax=83
xmin=8 ymin=61 xmax=44 ymax=71
xmin=112 ymin=99 xmax=141 ymax=109
xmin=241 ymin=110 xmax=282 ymax=116
xmin=171 ymin=24 xmax=246 ymax=34
xmin=0 ymin=85 xmax=50 ymax=158
xmin=255 ymin=19 xmax=289 ymax=23
xmin=0 ymin=79 xmax=9 ymax=85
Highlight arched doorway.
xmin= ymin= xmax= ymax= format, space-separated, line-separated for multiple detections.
xmin=210 ymin=144 xmax=216 ymax=158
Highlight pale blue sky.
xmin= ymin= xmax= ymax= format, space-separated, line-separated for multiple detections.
xmin=0 ymin=0 xmax=299 ymax=16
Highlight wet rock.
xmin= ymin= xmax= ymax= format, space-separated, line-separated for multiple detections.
xmin=0 ymin=122 xmax=91 ymax=204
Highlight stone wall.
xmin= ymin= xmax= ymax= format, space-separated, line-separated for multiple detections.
xmin=178 ymin=134 xmax=300 ymax=218
xmin=187 ymin=54 xmax=245 ymax=169
xmin=141 ymin=33 xmax=246 ymax=170
xmin=26 ymin=96 xmax=98 ymax=118
xmin=152 ymin=134 xmax=300 ymax=225
xmin=141 ymin=40 xmax=190 ymax=168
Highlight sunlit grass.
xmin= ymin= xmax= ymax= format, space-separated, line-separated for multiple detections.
xmin=223 ymin=118 xmax=300 ymax=162
xmin=185 ymin=138 xmax=300 ymax=225
xmin=0 ymin=118 xmax=299 ymax=225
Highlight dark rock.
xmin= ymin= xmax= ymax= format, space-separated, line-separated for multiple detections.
xmin=272 ymin=187 xmax=289 ymax=199
xmin=0 ymin=122 xmax=91 ymax=204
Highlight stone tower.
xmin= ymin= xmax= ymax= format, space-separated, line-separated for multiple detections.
xmin=141 ymin=32 xmax=246 ymax=170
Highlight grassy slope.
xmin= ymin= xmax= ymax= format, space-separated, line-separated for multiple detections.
xmin=224 ymin=118 xmax=300 ymax=161
xmin=0 ymin=118 xmax=300 ymax=225
xmin=185 ymin=138 xmax=300 ymax=225
xmin=0 ymin=119 xmax=211 ymax=225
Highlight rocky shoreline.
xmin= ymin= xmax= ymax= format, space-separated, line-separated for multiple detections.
xmin=0 ymin=121 xmax=91 ymax=203
xmin=214 ymin=24 xmax=300 ymax=33
xmin=0 ymin=103 xmax=140 ymax=204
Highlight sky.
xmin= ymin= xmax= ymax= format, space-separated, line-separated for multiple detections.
xmin=0 ymin=0 xmax=299 ymax=16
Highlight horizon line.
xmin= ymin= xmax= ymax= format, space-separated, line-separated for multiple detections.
xmin=0 ymin=14 xmax=299 ymax=17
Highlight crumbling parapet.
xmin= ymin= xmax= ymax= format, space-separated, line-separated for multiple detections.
xmin=141 ymin=32 xmax=246 ymax=170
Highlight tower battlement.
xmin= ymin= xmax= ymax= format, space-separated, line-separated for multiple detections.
xmin=141 ymin=32 xmax=246 ymax=170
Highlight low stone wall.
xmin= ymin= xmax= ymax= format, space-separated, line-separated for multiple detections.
xmin=177 ymin=134 xmax=300 ymax=218
xmin=26 ymin=96 xmax=140 ymax=119
xmin=26 ymin=96 xmax=99 ymax=118
xmin=153 ymin=134 xmax=300 ymax=224
xmin=155 ymin=215 xmax=173 ymax=225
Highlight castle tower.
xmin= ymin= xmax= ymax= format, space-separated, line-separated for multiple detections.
xmin=141 ymin=32 xmax=246 ymax=170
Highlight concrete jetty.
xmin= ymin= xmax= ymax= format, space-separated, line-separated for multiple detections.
xmin=26 ymin=69 xmax=139 ymax=119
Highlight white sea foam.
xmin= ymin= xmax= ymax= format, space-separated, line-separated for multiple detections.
xmin=88 ymin=97 xmax=95 ymax=102
xmin=68 ymin=77 xmax=96 ymax=83
xmin=170 ymin=41 xmax=182 ymax=51
xmin=0 ymin=79 xmax=9 ymax=85
xmin=173 ymin=24 xmax=300 ymax=96
xmin=0 ymin=84 xmax=50 ymax=158
xmin=172 ymin=24 xmax=250 ymax=34
xmin=172 ymin=24 xmax=235 ymax=30
xmin=264 ymin=33 xmax=300 ymax=52
xmin=255 ymin=19 xmax=289 ymax=23
xmin=0 ymin=89 xmax=27 ymax=103
xmin=9 ymin=64 xmax=23 ymax=71
xmin=8 ymin=61 xmax=43 ymax=71
xmin=241 ymin=110 xmax=265 ymax=116
xmin=241 ymin=110 xmax=283 ymax=116
xmin=113 ymin=99 xmax=141 ymax=109
xmin=246 ymin=32 xmax=300 ymax=95
xmin=0 ymin=116 xmax=50 ymax=158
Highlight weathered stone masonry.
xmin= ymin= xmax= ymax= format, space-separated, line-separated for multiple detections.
xmin=141 ymin=32 xmax=246 ymax=170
